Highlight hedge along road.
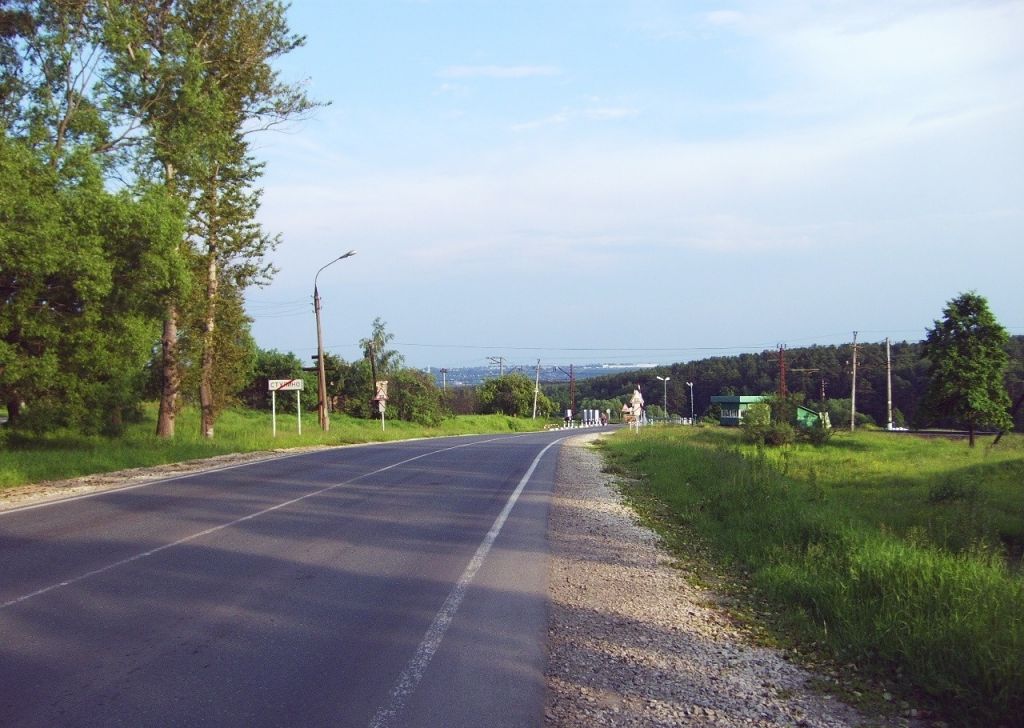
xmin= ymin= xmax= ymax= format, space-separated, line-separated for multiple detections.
xmin=0 ymin=430 xmax=573 ymax=728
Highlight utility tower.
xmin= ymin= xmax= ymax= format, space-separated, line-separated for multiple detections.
xmin=777 ymin=345 xmax=788 ymax=399
xmin=487 ymin=356 xmax=505 ymax=377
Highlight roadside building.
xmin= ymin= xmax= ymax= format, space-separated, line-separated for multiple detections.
xmin=709 ymin=395 xmax=766 ymax=426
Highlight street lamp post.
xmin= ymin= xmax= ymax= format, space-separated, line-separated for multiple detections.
xmin=314 ymin=250 xmax=356 ymax=431
xmin=686 ymin=381 xmax=694 ymax=424
xmin=656 ymin=375 xmax=670 ymax=420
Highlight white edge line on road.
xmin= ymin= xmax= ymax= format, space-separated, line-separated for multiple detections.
xmin=367 ymin=437 xmax=565 ymax=728
xmin=0 ymin=436 xmax=518 ymax=611
xmin=0 ymin=450 xmax=313 ymax=516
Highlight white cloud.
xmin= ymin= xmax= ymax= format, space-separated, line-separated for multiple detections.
xmin=510 ymin=105 xmax=639 ymax=132
xmin=260 ymin=84 xmax=1021 ymax=278
xmin=437 ymin=65 xmax=561 ymax=79
xmin=705 ymin=10 xmax=745 ymax=26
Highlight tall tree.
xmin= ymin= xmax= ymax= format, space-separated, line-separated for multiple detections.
xmin=0 ymin=1 xmax=187 ymax=432
xmin=921 ymin=292 xmax=1012 ymax=446
xmin=102 ymin=0 xmax=316 ymax=438
xmin=0 ymin=132 xmax=185 ymax=431
xmin=360 ymin=317 xmax=404 ymax=378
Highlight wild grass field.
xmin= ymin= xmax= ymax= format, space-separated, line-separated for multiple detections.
xmin=0 ymin=405 xmax=547 ymax=489
xmin=600 ymin=426 xmax=1024 ymax=727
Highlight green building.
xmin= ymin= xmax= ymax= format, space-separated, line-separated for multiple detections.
xmin=709 ymin=395 xmax=766 ymax=426
xmin=796 ymin=405 xmax=830 ymax=429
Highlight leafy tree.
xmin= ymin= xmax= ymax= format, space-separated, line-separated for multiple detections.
xmin=740 ymin=401 xmax=771 ymax=444
xmin=921 ymin=292 xmax=1012 ymax=446
xmin=359 ymin=317 xmax=403 ymax=416
xmin=446 ymin=386 xmax=479 ymax=416
xmin=241 ymin=348 xmax=306 ymax=408
xmin=360 ymin=317 xmax=404 ymax=378
xmin=0 ymin=132 xmax=185 ymax=432
xmin=102 ymin=0 xmax=316 ymax=438
xmin=387 ymin=369 xmax=447 ymax=426
xmin=479 ymin=373 xmax=552 ymax=417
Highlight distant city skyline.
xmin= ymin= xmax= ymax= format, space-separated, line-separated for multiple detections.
xmin=246 ymin=1 xmax=1024 ymax=369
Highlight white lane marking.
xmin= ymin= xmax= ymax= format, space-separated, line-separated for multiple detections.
xmin=368 ymin=437 xmax=564 ymax=728
xmin=0 ymin=436 xmax=518 ymax=611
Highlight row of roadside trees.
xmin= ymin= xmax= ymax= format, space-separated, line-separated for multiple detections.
xmin=1 ymin=0 xmax=313 ymax=438
xmin=245 ymin=319 xmax=558 ymax=427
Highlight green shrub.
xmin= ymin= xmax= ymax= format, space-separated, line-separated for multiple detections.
xmin=764 ymin=421 xmax=796 ymax=446
xmin=798 ymin=419 xmax=835 ymax=446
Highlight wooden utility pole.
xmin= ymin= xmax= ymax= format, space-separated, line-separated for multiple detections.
xmin=850 ymin=331 xmax=858 ymax=431
xmin=367 ymin=342 xmax=378 ymax=415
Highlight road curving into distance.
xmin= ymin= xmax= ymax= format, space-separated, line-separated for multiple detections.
xmin=0 ymin=431 xmax=573 ymax=727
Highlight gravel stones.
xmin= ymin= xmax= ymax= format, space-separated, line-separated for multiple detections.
xmin=545 ymin=433 xmax=897 ymax=728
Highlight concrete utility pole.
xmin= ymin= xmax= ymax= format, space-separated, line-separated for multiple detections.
xmin=440 ymin=368 xmax=448 ymax=393
xmin=850 ymin=330 xmax=858 ymax=432
xmin=569 ymin=364 xmax=575 ymax=420
xmin=886 ymin=337 xmax=893 ymax=430
xmin=686 ymin=381 xmax=694 ymax=423
xmin=532 ymin=359 xmax=541 ymax=419
xmin=656 ymin=375 xmax=670 ymax=418
xmin=314 ymin=250 xmax=356 ymax=431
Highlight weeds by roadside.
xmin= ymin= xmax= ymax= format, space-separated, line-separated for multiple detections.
xmin=599 ymin=427 xmax=1024 ymax=727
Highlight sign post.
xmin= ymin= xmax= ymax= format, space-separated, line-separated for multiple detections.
xmin=268 ymin=379 xmax=304 ymax=437
xmin=374 ymin=380 xmax=389 ymax=432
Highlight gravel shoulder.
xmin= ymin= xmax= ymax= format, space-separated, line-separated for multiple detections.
xmin=545 ymin=432 xmax=911 ymax=728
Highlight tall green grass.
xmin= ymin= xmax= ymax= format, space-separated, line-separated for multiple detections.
xmin=601 ymin=427 xmax=1024 ymax=726
xmin=0 ymin=405 xmax=547 ymax=489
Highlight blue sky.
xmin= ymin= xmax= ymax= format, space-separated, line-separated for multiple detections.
xmin=245 ymin=0 xmax=1024 ymax=369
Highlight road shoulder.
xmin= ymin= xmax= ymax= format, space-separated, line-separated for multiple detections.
xmin=545 ymin=432 xmax=896 ymax=727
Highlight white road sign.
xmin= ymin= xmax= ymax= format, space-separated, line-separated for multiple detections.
xmin=268 ymin=379 xmax=304 ymax=391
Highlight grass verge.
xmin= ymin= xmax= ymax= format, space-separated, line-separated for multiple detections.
xmin=600 ymin=426 xmax=1024 ymax=727
xmin=0 ymin=405 xmax=548 ymax=489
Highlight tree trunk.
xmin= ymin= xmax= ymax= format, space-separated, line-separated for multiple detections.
xmin=5 ymin=398 xmax=21 ymax=427
xmin=199 ymin=251 xmax=218 ymax=439
xmin=968 ymin=423 xmax=975 ymax=448
xmin=199 ymin=174 xmax=220 ymax=439
xmin=156 ymin=304 xmax=179 ymax=438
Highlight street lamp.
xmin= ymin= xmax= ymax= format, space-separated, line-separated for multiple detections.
xmin=656 ymin=375 xmax=670 ymax=420
xmin=686 ymin=381 xmax=694 ymax=424
xmin=314 ymin=250 xmax=356 ymax=431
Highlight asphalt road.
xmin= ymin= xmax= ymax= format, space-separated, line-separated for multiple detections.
xmin=0 ymin=430 xmax=573 ymax=727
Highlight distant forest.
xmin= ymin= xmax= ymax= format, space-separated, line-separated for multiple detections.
xmin=545 ymin=336 xmax=1024 ymax=430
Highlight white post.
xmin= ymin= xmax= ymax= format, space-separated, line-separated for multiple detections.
xmin=297 ymin=390 xmax=302 ymax=435
xmin=271 ymin=389 xmax=277 ymax=437
xmin=532 ymin=359 xmax=541 ymax=419
xmin=886 ymin=337 xmax=893 ymax=430
xmin=850 ymin=330 xmax=858 ymax=432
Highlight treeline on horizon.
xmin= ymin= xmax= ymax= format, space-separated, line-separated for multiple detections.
xmin=551 ymin=335 xmax=1024 ymax=431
